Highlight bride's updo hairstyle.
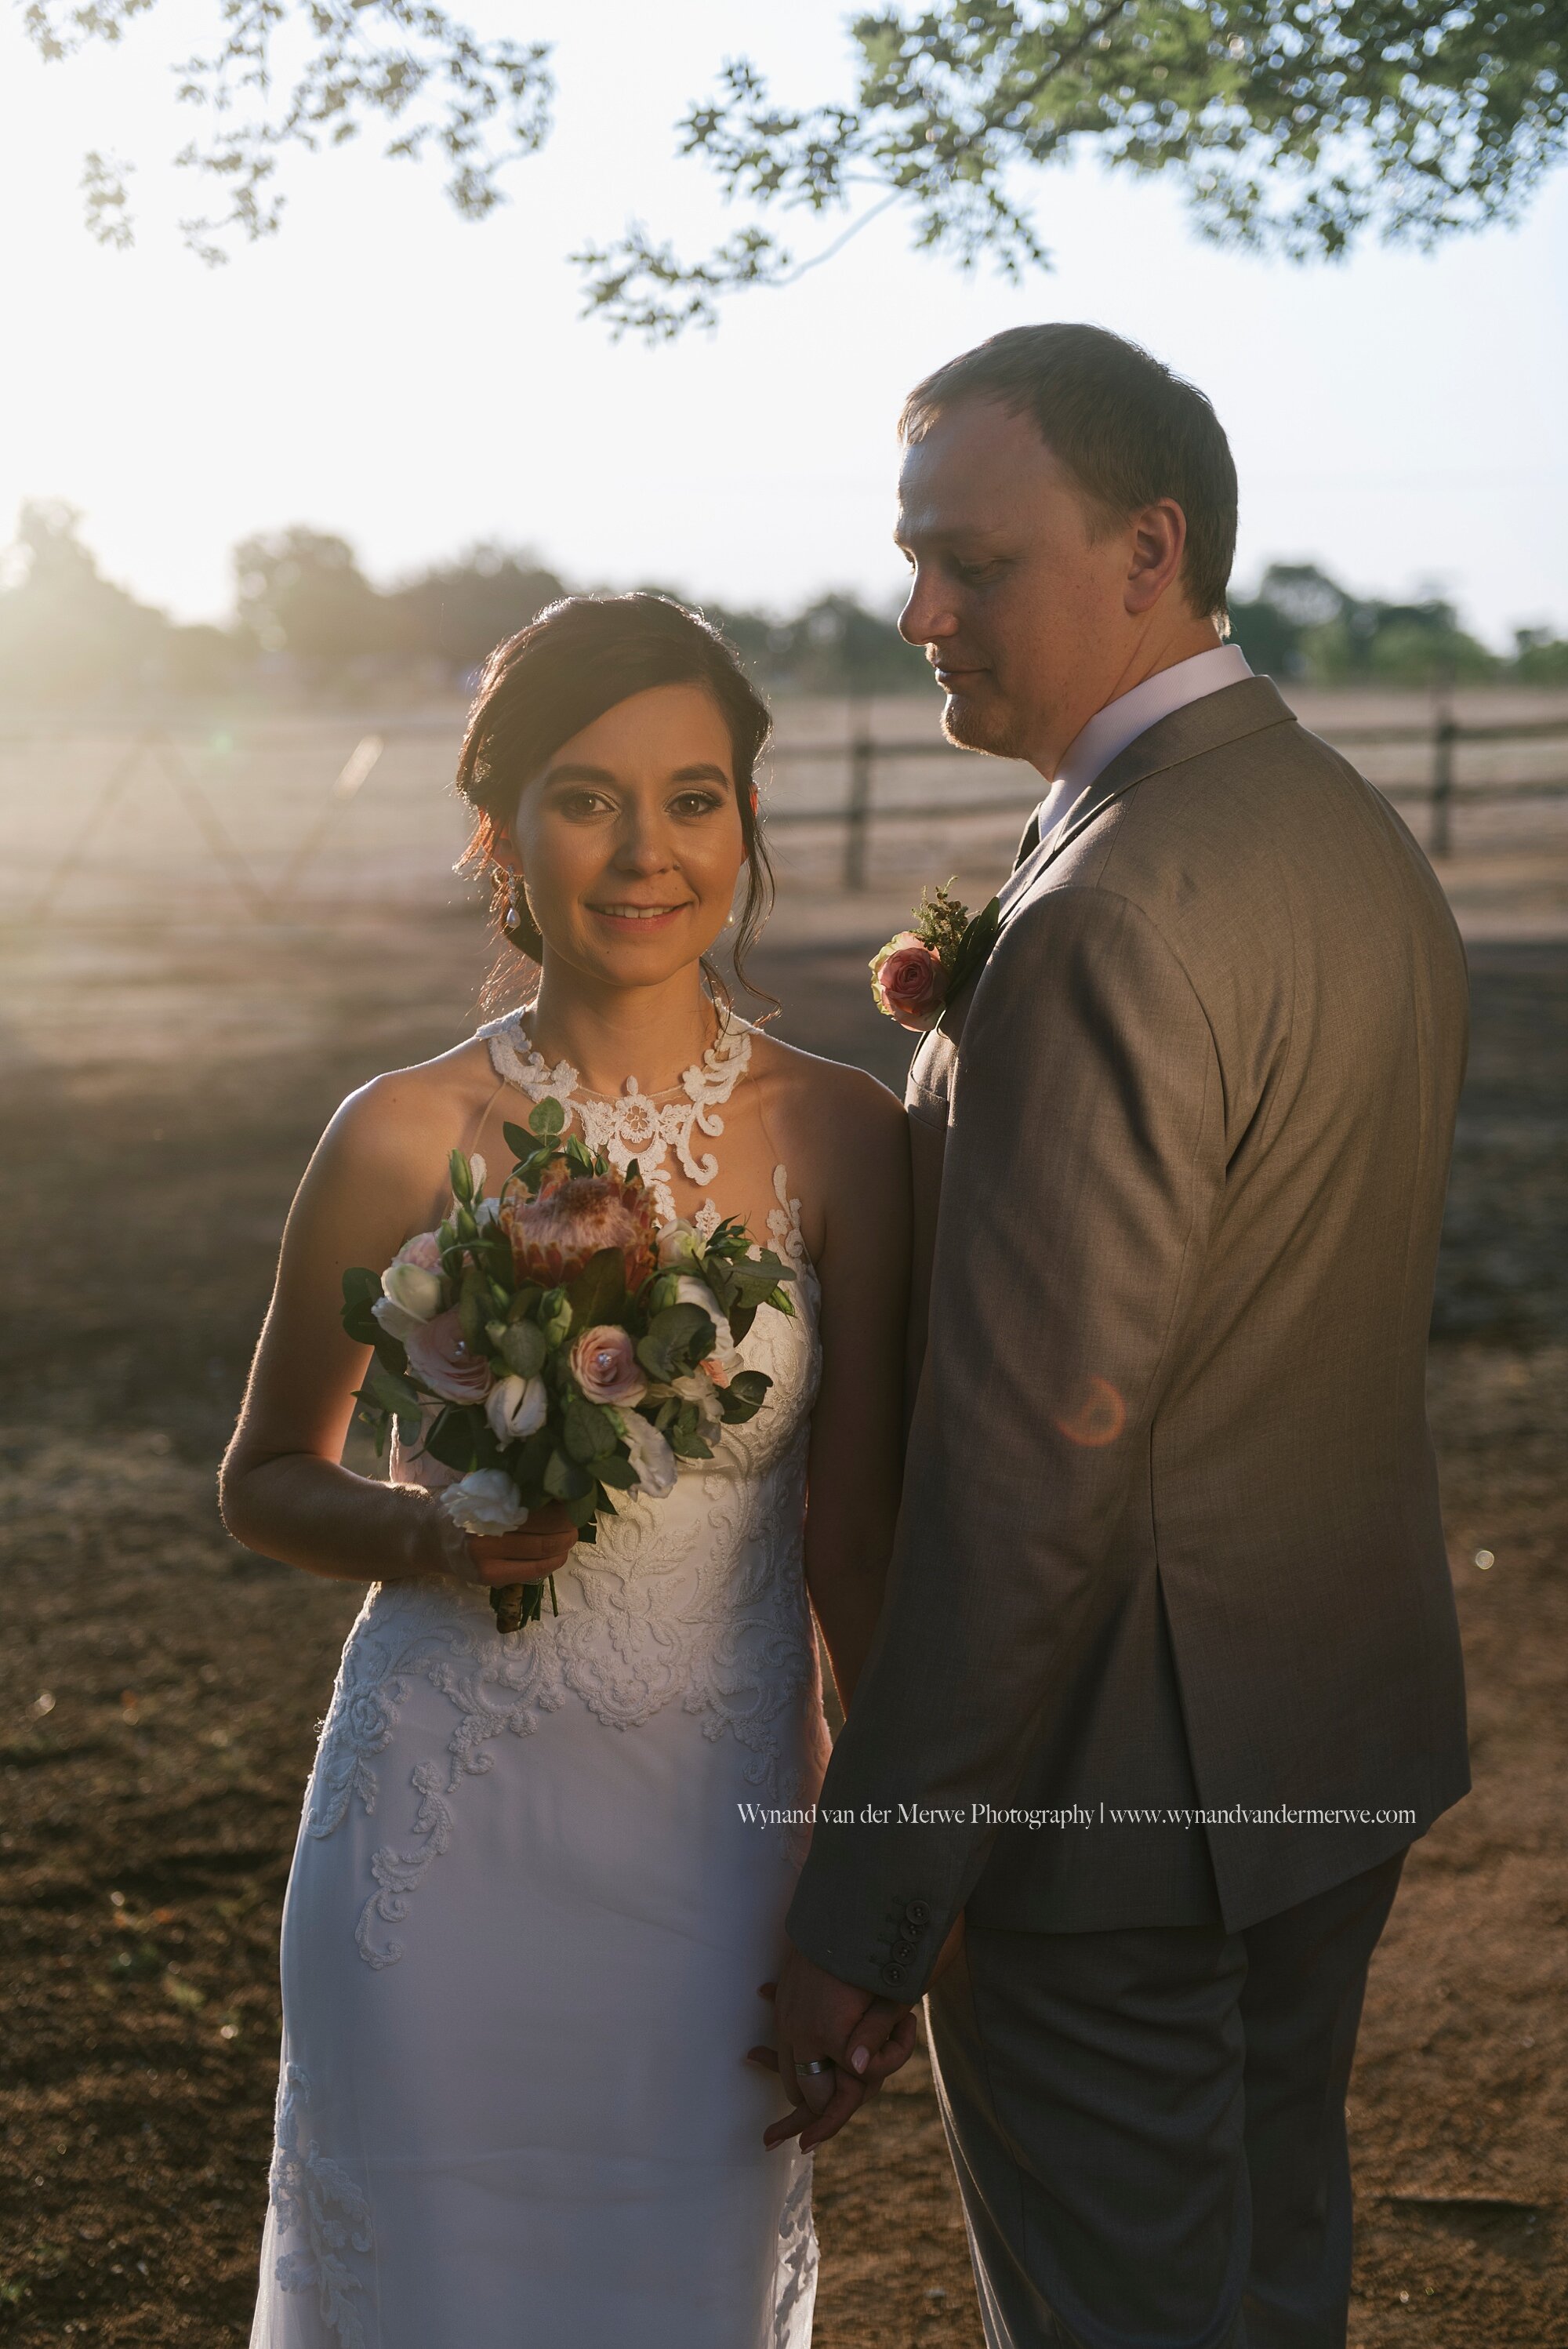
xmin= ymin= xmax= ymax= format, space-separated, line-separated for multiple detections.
xmin=456 ymin=593 xmax=775 ymax=1010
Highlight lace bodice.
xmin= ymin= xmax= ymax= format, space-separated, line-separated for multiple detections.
xmin=476 ymin=1008 xmax=764 ymax=1235
xmin=303 ymin=1031 xmax=828 ymax=1970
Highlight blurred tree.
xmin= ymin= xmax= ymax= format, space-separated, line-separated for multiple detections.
xmin=771 ymin=592 xmax=931 ymax=693
xmin=234 ymin=528 xmax=391 ymax=682
xmin=0 ymin=501 xmax=169 ymax=700
xmin=1225 ymin=561 xmax=1502 ymax=684
xmin=24 ymin=2 xmax=1564 ymax=330
xmin=1512 ymin=627 xmax=1568 ymax=684
xmin=388 ymin=546 xmax=564 ymax=682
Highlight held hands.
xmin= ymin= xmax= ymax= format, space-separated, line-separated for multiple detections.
xmin=746 ymin=1947 xmax=919 ymax=2154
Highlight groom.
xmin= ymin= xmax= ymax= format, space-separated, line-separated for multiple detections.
xmin=771 ymin=325 xmax=1471 ymax=2347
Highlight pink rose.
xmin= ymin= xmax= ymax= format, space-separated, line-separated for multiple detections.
xmin=569 ymin=1323 xmax=647 ymax=1407
xmin=871 ymin=934 xmax=946 ymax=1031
xmin=398 ymin=1231 xmax=443 ymax=1273
xmin=405 ymin=1307 xmax=494 ymax=1404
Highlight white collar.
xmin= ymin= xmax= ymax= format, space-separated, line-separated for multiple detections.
xmin=1054 ymin=644 xmax=1253 ymax=805
xmin=999 ymin=644 xmax=1253 ymax=922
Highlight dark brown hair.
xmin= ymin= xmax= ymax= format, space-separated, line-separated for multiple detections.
xmin=456 ymin=593 xmax=775 ymax=1011
xmin=899 ymin=323 xmax=1238 ymax=625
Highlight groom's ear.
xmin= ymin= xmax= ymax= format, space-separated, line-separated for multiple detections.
xmin=1123 ymin=499 xmax=1189 ymax=616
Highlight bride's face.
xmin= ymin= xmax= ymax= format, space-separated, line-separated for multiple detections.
xmin=507 ymin=682 xmax=747 ymax=990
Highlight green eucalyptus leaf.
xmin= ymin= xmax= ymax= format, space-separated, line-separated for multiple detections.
xmin=563 ymin=1393 xmax=616 ymax=1464
xmin=543 ymin=1448 xmax=592 ymax=1502
xmin=528 ymin=1098 xmax=567 ymax=1138
xmin=499 ymin=1320 xmax=547 ymax=1378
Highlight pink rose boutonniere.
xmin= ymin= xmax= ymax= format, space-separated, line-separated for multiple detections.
xmin=870 ymin=881 xmax=1002 ymax=1034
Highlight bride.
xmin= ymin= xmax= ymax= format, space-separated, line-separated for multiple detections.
xmin=220 ymin=592 xmax=911 ymax=2348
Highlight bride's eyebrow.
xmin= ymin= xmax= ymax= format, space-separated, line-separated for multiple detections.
xmin=668 ymin=763 xmax=732 ymax=788
xmin=542 ymin=762 xmax=617 ymax=787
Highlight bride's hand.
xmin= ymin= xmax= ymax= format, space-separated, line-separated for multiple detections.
xmin=432 ymin=1502 xmax=582 ymax=1586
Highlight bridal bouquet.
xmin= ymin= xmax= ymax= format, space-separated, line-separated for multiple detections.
xmin=342 ymin=1099 xmax=796 ymax=1632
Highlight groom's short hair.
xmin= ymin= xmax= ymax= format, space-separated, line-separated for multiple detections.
xmin=900 ymin=325 xmax=1238 ymax=624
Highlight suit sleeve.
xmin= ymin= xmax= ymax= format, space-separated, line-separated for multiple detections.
xmin=786 ymin=884 xmax=1225 ymax=1995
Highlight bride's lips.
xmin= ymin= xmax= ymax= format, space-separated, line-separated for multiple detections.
xmin=586 ymin=900 xmax=693 ymax=935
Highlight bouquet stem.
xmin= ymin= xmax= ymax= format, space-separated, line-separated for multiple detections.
xmin=488 ymin=1577 xmax=557 ymax=1635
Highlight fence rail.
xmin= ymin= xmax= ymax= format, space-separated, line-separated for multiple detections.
xmin=765 ymin=710 xmax=1568 ymax=884
xmin=2 ymin=704 xmax=1566 ymax=921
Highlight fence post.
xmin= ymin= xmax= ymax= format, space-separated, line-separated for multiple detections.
xmin=1430 ymin=666 xmax=1457 ymax=859
xmin=844 ymin=716 xmax=873 ymax=892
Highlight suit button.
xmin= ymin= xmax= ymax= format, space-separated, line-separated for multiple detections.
xmin=906 ymin=1902 xmax=930 ymax=1925
xmin=892 ymin=1941 xmax=915 ymax=1962
xmin=882 ymin=1965 xmax=904 ymax=1986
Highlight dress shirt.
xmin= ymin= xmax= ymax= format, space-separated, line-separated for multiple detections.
xmin=1019 ymin=643 xmax=1254 ymax=876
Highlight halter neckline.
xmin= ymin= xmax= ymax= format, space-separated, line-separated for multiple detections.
xmin=477 ymin=1007 xmax=756 ymax=1233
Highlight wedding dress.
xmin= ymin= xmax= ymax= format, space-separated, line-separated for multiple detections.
xmin=250 ymin=1015 xmax=830 ymax=2349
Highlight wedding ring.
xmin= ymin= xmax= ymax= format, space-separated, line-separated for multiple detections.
xmin=797 ymin=2058 xmax=833 ymax=2077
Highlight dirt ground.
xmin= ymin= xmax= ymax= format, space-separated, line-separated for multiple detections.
xmin=1 ymin=891 xmax=1564 ymax=2347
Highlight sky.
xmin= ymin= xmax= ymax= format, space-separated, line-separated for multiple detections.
xmin=2 ymin=0 xmax=1565 ymax=648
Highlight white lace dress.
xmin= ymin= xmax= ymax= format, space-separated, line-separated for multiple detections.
xmin=251 ymin=1020 xmax=831 ymax=2349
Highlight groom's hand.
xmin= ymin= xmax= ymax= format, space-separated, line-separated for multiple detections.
xmin=752 ymin=1944 xmax=916 ymax=2152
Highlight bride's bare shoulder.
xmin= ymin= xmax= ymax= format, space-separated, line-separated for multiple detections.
xmin=748 ymin=1029 xmax=908 ymax=1161
xmin=319 ymin=1032 xmax=500 ymax=1174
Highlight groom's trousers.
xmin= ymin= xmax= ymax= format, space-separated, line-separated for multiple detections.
xmin=924 ymin=1851 xmax=1406 ymax=2349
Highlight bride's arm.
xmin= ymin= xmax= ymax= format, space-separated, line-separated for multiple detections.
xmin=220 ymin=1076 xmax=573 ymax=1589
xmin=801 ymin=1072 xmax=912 ymax=1710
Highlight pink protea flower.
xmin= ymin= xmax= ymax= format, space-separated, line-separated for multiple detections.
xmin=871 ymin=934 xmax=947 ymax=1031
xmin=500 ymin=1167 xmax=659 ymax=1293
xmin=569 ymin=1324 xmax=647 ymax=1407
xmin=405 ymin=1307 xmax=494 ymax=1404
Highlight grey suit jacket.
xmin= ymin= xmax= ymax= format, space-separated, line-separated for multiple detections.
xmin=787 ymin=677 xmax=1470 ymax=1994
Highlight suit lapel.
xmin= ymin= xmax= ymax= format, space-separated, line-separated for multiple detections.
xmin=997 ymin=677 xmax=1298 ymax=938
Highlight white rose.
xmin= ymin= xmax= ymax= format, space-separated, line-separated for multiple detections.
xmin=441 ymin=1469 xmax=529 ymax=1536
xmin=618 ymin=1410 xmax=678 ymax=1499
xmin=485 ymin=1372 xmax=549 ymax=1444
xmin=657 ymin=1220 xmax=704 ymax=1269
xmin=673 ymin=1275 xmax=735 ymax=1361
xmin=379 ymin=1258 xmax=443 ymax=1323
xmin=671 ymin=1370 xmax=726 ymax=1430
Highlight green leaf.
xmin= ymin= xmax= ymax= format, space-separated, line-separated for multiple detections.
xmin=543 ymin=1448 xmax=592 ymax=1502
xmin=567 ymin=1247 xmax=628 ymax=1333
xmin=423 ymin=1407 xmax=477 ymax=1472
xmin=529 ymin=1098 xmax=567 ymax=1138
xmin=509 ymin=1427 xmax=554 ymax=1502
xmin=563 ymin=1392 xmax=616 ymax=1464
xmin=503 ymin=1120 xmax=536 ymax=1164
xmin=368 ymin=1361 xmax=422 ymax=1419
xmin=635 ymin=1302 xmax=715 ymax=1382
xmin=340 ymin=1265 xmax=383 ymax=1345
xmin=498 ymin=1320 xmax=547 ymax=1378
xmin=942 ymin=895 xmax=1002 ymax=1002
xmin=719 ymin=1370 xmax=771 ymax=1424
xmin=595 ymin=1450 xmax=638 ymax=1490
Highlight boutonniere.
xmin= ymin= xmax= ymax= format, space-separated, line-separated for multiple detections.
xmin=869 ymin=880 xmax=1003 ymax=1034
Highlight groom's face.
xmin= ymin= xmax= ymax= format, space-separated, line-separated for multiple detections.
xmin=895 ymin=398 xmax=1142 ymax=769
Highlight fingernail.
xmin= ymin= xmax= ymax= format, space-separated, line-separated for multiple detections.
xmin=851 ymin=2046 xmax=869 ymax=2075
